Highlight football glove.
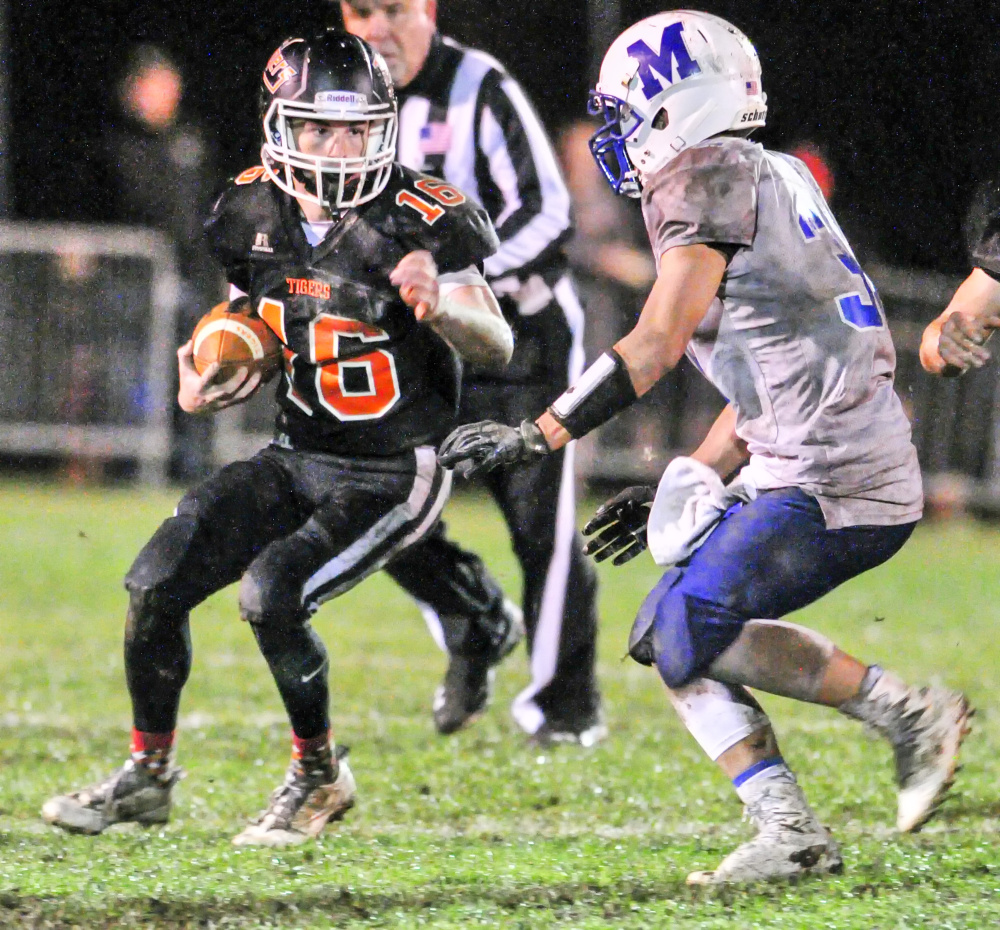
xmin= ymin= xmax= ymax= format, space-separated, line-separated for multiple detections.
xmin=582 ymin=485 xmax=655 ymax=565
xmin=437 ymin=419 xmax=549 ymax=479
xmin=938 ymin=310 xmax=998 ymax=373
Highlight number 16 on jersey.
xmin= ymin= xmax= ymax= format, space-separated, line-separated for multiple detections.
xmin=259 ymin=299 xmax=401 ymax=421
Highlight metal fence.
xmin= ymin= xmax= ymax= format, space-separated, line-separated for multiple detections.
xmin=1 ymin=222 xmax=996 ymax=506
xmin=0 ymin=222 xmax=179 ymax=483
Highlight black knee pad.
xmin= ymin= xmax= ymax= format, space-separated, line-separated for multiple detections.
xmin=627 ymin=568 xmax=682 ymax=667
xmin=628 ymin=613 xmax=657 ymax=667
xmin=239 ymin=554 xmax=307 ymax=629
xmin=124 ymin=513 xmax=201 ymax=611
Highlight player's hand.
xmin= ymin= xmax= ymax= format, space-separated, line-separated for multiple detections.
xmin=390 ymin=250 xmax=440 ymax=322
xmin=938 ymin=311 xmax=1000 ymax=373
xmin=177 ymin=340 xmax=262 ymax=414
xmin=582 ymin=486 xmax=655 ymax=566
xmin=438 ymin=419 xmax=550 ymax=479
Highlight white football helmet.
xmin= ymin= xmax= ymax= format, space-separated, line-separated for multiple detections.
xmin=589 ymin=10 xmax=767 ymax=197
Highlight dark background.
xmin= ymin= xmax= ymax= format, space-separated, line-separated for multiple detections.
xmin=11 ymin=0 xmax=1000 ymax=272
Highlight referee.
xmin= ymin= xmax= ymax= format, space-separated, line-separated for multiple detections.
xmin=339 ymin=0 xmax=604 ymax=745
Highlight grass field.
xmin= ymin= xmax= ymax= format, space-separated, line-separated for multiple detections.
xmin=1 ymin=479 xmax=999 ymax=929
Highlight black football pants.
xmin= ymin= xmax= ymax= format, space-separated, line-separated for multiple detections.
xmin=123 ymin=444 xmax=449 ymax=739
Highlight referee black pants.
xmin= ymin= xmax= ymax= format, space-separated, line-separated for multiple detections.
xmin=386 ymin=284 xmax=601 ymax=732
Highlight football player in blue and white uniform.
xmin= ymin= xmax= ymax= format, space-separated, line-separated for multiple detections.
xmin=439 ymin=11 xmax=971 ymax=884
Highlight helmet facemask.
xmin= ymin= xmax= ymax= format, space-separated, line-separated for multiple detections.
xmin=588 ymin=93 xmax=644 ymax=198
xmin=261 ymin=94 xmax=398 ymax=211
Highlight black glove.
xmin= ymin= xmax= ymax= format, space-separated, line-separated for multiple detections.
xmin=438 ymin=419 xmax=549 ymax=479
xmin=582 ymin=485 xmax=655 ymax=566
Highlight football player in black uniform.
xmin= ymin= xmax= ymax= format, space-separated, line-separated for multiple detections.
xmin=41 ymin=31 xmax=513 ymax=848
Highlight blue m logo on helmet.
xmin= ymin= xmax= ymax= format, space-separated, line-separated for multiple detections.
xmin=627 ymin=23 xmax=702 ymax=100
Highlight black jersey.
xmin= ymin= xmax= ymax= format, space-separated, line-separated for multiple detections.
xmin=205 ymin=164 xmax=499 ymax=456
xmin=973 ymin=206 xmax=1000 ymax=280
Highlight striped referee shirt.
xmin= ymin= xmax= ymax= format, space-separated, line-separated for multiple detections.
xmin=395 ymin=34 xmax=573 ymax=289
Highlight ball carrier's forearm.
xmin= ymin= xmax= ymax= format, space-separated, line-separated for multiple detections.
xmin=421 ymin=284 xmax=514 ymax=370
xmin=390 ymin=251 xmax=513 ymax=370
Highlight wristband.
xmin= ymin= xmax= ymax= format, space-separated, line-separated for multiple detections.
xmin=547 ymin=349 xmax=638 ymax=439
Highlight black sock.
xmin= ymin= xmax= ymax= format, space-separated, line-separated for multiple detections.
xmin=251 ymin=622 xmax=330 ymax=739
xmin=124 ymin=604 xmax=192 ymax=734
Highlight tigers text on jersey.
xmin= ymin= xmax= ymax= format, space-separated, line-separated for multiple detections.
xmin=205 ymin=164 xmax=499 ymax=457
xmin=641 ymin=137 xmax=922 ymax=529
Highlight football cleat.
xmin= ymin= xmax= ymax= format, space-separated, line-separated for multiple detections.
xmin=529 ymin=709 xmax=608 ymax=748
xmin=232 ymin=746 xmax=356 ymax=848
xmin=840 ymin=672 xmax=972 ymax=832
xmin=41 ymin=759 xmax=182 ymax=835
xmin=686 ymin=780 xmax=842 ymax=885
xmin=433 ymin=599 xmax=524 ymax=735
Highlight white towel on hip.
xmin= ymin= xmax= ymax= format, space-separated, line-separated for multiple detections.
xmin=646 ymin=457 xmax=755 ymax=567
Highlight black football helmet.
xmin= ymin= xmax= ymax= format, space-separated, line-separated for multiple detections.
xmin=260 ymin=30 xmax=397 ymax=210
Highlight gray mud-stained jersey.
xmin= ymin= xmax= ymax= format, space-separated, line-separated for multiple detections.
xmin=205 ymin=163 xmax=499 ymax=456
xmin=972 ymin=207 xmax=1000 ymax=279
xmin=641 ymin=137 xmax=923 ymax=529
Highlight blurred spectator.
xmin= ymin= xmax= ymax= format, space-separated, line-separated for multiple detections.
xmin=962 ymin=176 xmax=1000 ymax=264
xmin=787 ymin=141 xmax=835 ymax=201
xmin=101 ymin=45 xmax=222 ymax=481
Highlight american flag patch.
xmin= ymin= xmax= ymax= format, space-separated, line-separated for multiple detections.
xmin=745 ymin=80 xmax=759 ymax=95
xmin=419 ymin=122 xmax=452 ymax=154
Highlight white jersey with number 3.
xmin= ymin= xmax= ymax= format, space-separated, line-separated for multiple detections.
xmin=641 ymin=136 xmax=922 ymax=528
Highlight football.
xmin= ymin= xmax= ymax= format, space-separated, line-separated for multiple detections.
xmin=191 ymin=297 xmax=283 ymax=381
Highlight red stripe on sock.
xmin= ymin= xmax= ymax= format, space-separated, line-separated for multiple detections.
xmin=130 ymin=728 xmax=175 ymax=754
xmin=292 ymin=730 xmax=331 ymax=760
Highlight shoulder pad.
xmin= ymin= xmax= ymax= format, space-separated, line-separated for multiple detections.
xmin=642 ymin=138 xmax=761 ymax=216
xmin=668 ymin=137 xmax=763 ymax=179
xmin=375 ymin=166 xmax=499 ymax=274
xmin=641 ymin=139 xmax=760 ymax=255
xmin=204 ymin=169 xmax=282 ymax=287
